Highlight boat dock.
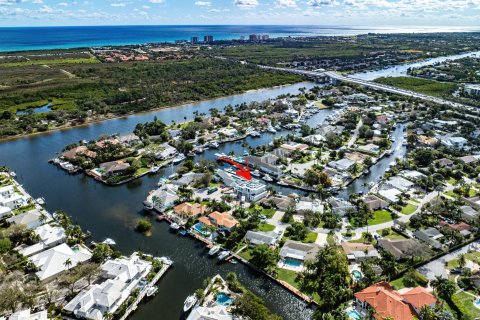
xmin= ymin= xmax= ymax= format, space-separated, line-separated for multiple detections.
xmin=119 ymin=260 xmax=172 ymax=320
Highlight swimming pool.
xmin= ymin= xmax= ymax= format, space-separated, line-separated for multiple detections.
xmin=216 ymin=292 xmax=233 ymax=306
xmin=347 ymin=310 xmax=362 ymax=320
xmin=351 ymin=270 xmax=363 ymax=281
xmin=192 ymin=223 xmax=211 ymax=236
xmin=474 ymin=298 xmax=480 ymax=309
xmin=284 ymin=258 xmax=302 ymax=267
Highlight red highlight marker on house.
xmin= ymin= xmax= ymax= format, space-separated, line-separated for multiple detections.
xmin=217 ymin=157 xmax=252 ymax=181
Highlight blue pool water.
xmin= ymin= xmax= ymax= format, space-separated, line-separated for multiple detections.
xmin=474 ymin=298 xmax=480 ymax=309
xmin=284 ymin=258 xmax=302 ymax=267
xmin=348 ymin=310 xmax=362 ymax=320
xmin=352 ymin=270 xmax=363 ymax=281
xmin=192 ymin=223 xmax=211 ymax=236
xmin=216 ymin=292 xmax=233 ymax=306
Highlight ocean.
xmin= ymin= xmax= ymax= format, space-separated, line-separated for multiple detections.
xmin=1 ymin=25 xmax=479 ymax=52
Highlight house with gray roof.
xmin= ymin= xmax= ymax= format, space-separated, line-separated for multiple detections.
xmin=244 ymin=230 xmax=280 ymax=247
xmin=7 ymin=209 xmax=45 ymax=230
xmin=460 ymin=205 xmax=479 ymax=222
xmin=278 ymin=240 xmax=320 ymax=271
xmin=413 ymin=228 xmax=443 ymax=250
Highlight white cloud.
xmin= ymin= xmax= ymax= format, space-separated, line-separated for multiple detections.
xmin=233 ymin=0 xmax=258 ymax=8
xmin=309 ymin=0 xmax=338 ymax=6
xmin=58 ymin=2 xmax=68 ymax=6
xmin=276 ymin=0 xmax=296 ymax=7
xmin=110 ymin=3 xmax=126 ymax=7
xmin=194 ymin=1 xmax=211 ymax=5
xmin=149 ymin=0 xmax=165 ymax=3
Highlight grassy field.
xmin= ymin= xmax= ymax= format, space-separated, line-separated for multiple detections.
xmin=451 ymin=291 xmax=480 ymax=320
xmin=304 ymin=232 xmax=318 ymax=243
xmin=401 ymin=203 xmax=417 ymax=215
xmin=258 ymin=223 xmax=276 ymax=232
xmin=368 ymin=210 xmax=393 ymax=225
xmin=0 ymin=57 xmax=99 ymax=67
xmin=374 ymin=76 xmax=458 ymax=98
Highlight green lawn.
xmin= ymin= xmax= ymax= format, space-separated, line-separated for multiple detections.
xmin=447 ymin=177 xmax=458 ymax=185
xmin=451 ymin=291 xmax=480 ymax=320
xmin=401 ymin=204 xmax=417 ymax=215
xmin=349 ymin=232 xmax=377 ymax=245
xmin=0 ymin=57 xmax=100 ymax=67
xmin=276 ymin=268 xmax=321 ymax=303
xmin=374 ymin=76 xmax=458 ymax=98
xmin=447 ymin=252 xmax=480 ymax=269
xmin=258 ymin=223 xmax=276 ymax=232
xmin=238 ymin=247 xmax=254 ymax=261
xmin=380 ymin=228 xmax=408 ymax=240
xmin=303 ymin=232 xmax=318 ymax=243
xmin=368 ymin=210 xmax=393 ymax=225
xmin=248 ymin=205 xmax=276 ymax=218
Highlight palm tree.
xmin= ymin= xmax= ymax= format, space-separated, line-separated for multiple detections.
xmin=430 ymin=276 xmax=456 ymax=301
xmin=64 ymin=258 xmax=73 ymax=271
xmin=458 ymin=254 xmax=467 ymax=270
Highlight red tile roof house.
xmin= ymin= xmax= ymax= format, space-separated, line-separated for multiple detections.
xmin=198 ymin=211 xmax=239 ymax=232
xmin=174 ymin=202 xmax=207 ymax=219
xmin=354 ymin=282 xmax=437 ymax=320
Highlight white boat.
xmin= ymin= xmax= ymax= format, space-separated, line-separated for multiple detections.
xmin=170 ymin=223 xmax=181 ymax=231
xmin=250 ymin=131 xmax=261 ymax=137
xmin=156 ymin=256 xmax=173 ymax=265
xmin=208 ymin=141 xmax=220 ymax=149
xmin=150 ymin=166 xmax=160 ymax=173
xmin=208 ymin=245 xmax=221 ymax=256
xmin=102 ymin=238 xmax=116 ymax=246
xmin=147 ymin=286 xmax=158 ymax=297
xmin=183 ymin=294 xmax=198 ymax=312
xmin=267 ymin=126 xmax=277 ymax=133
xmin=35 ymin=197 xmax=45 ymax=205
xmin=385 ymin=149 xmax=393 ymax=156
xmin=263 ymin=174 xmax=273 ymax=182
xmin=9 ymin=172 xmax=16 ymax=177
xmin=218 ymin=250 xmax=230 ymax=261
xmin=368 ymin=182 xmax=375 ymax=187
xmin=252 ymin=170 xmax=261 ymax=177
xmin=277 ymin=180 xmax=288 ymax=186
xmin=157 ymin=178 xmax=168 ymax=186
xmin=172 ymin=154 xmax=186 ymax=164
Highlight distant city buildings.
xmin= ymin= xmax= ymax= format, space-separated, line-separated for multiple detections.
xmin=204 ymin=35 xmax=214 ymax=43
xmin=191 ymin=36 xmax=199 ymax=43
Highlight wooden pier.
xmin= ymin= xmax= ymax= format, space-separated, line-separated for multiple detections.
xmin=119 ymin=261 xmax=172 ymax=320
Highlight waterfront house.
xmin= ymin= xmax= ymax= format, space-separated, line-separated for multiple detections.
xmin=99 ymin=161 xmax=130 ymax=177
xmin=8 ymin=309 xmax=48 ymax=320
xmin=354 ymin=282 xmax=436 ymax=320
xmin=198 ymin=211 xmax=239 ymax=232
xmin=416 ymin=135 xmax=438 ymax=148
xmin=363 ymin=195 xmax=388 ymax=213
xmin=244 ymin=230 xmax=280 ymax=247
xmin=149 ymin=184 xmax=179 ymax=212
xmin=64 ymin=253 xmax=152 ymax=320
xmin=400 ymin=170 xmax=426 ymax=182
xmin=459 ymin=155 xmax=480 ymax=165
xmin=273 ymin=142 xmax=309 ymax=157
xmin=296 ymin=199 xmax=323 ymax=213
xmin=29 ymin=243 xmax=92 ymax=282
xmin=378 ymin=188 xmax=403 ymax=203
xmin=278 ymin=240 xmax=320 ymax=271
xmin=117 ymin=133 xmax=140 ymax=146
xmin=384 ymin=176 xmax=414 ymax=192
xmin=259 ymin=195 xmax=295 ymax=211
xmin=328 ymin=158 xmax=355 ymax=171
xmin=303 ymin=134 xmax=325 ymax=146
xmin=357 ymin=143 xmax=380 ymax=154
xmin=216 ymin=169 xmax=268 ymax=202
xmin=341 ymin=242 xmax=379 ymax=263
xmin=62 ymin=146 xmax=97 ymax=160
xmin=7 ymin=209 xmax=45 ymax=229
xmin=155 ymin=143 xmax=178 ymax=160
xmin=95 ymin=139 xmax=119 ymax=149
xmin=187 ymin=306 xmax=232 ymax=320
xmin=171 ymin=172 xmax=206 ymax=187
xmin=174 ymin=202 xmax=207 ymax=218
xmin=17 ymin=224 xmax=67 ymax=257
xmin=244 ymin=155 xmax=283 ymax=177
xmin=0 ymin=185 xmax=15 ymax=199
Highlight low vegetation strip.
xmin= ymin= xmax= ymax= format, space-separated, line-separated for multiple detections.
xmin=374 ymin=76 xmax=458 ymax=97
xmin=0 ymin=57 xmax=100 ymax=67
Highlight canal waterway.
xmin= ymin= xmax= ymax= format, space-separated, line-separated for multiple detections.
xmin=0 ymin=82 xmax=319 ymax=320
xmin=351 ymin=50 xmax=480 ymax=81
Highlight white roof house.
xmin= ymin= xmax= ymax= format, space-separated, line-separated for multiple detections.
xmin=17 ymin=224 xmax=67 ymax=257
xmin=64 ymin=253 xmax=152 ymax=319
xmin=378 ymin=188 xmax=403 ymax=203
xmin=440 ymin=136 xmax=468 ymax=149
xmin=7 ymin=209 xmax=45 ymax=230
xmin=384 ymin=176 xmax=414 ymax=192
xmin=0 ymin=185 xmax=15 ymax=199
xmin=1 ymin=193 xmax=27 ymax=210
xmin=0 ymin=205 xmax=12 ymax=220
xmin=328 ymin=158 xmax=355 ymax=171
xmin=29 ymin=243 xmax=92 ymax=281
xmin=187 ymin=306 xmax=233 ymax=320
xmin=8 ymin=309 xmax=48 ymax=320
xmin=149 ymin=184 xmax=179 ymax=212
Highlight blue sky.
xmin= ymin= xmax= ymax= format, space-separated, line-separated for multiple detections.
xmin=0 ymin=0 xmax=480 ymax=27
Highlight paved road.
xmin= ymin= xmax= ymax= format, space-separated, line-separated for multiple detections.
xmin=417 ymin=240 xmax=480 ymax=280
